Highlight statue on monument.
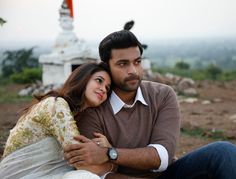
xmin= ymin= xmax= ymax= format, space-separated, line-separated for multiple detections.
xmin=39 ymin=0 xmax=94 ymax=87
xmin=59 ymin=0 xmax=74 ymax=32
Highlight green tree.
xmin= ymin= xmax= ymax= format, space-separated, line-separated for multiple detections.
xmin=175 ymin=61 xmax=190 ymax=70
xmin=1 ymin=47 xmax=39 ymax=77
xmin=205 ymin=64 xmax=222 ymax=80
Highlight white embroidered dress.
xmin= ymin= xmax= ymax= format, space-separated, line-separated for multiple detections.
xmin=0 ymin=97 xmax=99 ymax=179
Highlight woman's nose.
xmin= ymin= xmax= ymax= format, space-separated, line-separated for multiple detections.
xmin=99 ymin=85 xmax=106 ymax=93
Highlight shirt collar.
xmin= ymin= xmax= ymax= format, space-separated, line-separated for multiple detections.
xmin=109 ymin=87 xmax=148 ymax=114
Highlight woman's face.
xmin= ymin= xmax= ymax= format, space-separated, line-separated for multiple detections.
xmin=84 ymin=71 xmax=111 ymax=109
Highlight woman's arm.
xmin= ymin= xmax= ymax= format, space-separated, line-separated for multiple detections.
xmin=46 ymin=97 xmax=114 ymax=175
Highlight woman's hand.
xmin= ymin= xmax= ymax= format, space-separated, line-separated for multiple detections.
xmin=92 ymin=132 xmax=112 ymax=148
xmin=64 ymin=135 xmax=115 ymax=176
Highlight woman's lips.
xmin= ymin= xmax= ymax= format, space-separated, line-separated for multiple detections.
xmin=96 ymin=92 xmax=103 ymax=100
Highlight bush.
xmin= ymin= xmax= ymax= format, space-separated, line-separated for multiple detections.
xmin=191 ymin=70 xmax=207 ymax=81
xmin=175 ymin=61 xmax=190 ymax=70
xmin=10 ymin=68 xmax=42 ymax=84
xmin=205 ymin=64 xmax=222 ymax=80
xmin=0 ymin=75 xmax=10 ymax=85
xmin=1 ymin=48 xmax=38 ymax=77
xmin=219 ymin=70 xmax=236 ymax=81
xmin=152 ymin=65 xmax=236 ymax=81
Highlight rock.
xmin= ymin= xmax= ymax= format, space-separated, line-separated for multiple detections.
xmin=182 ymin=97 xmax=198 ymax=103
xmin=182 ymin=88 xmax=198 ymax=97
xmin=201 ymin=100 xmax=211 ymax=105
xmin=229 ymin=114 xmax=236 ymax=120
xmin=165 ymin=73 xmax=182 ymax=84
xmin=178 ymin=78 xmax=195 ymax=91
xmin=18 ymin=87 xmax=33 ymax=96
xmin=212 ymin=98 xmax=222 ymax=103
xmin=152 ymin=73 xmax=171 ymax=84
xmin=18 ymin=83 xmax=62 ymax=97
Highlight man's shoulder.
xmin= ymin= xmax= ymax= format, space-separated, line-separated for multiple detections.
xmin=141 ymin=80 xmax=173 ymax=93
xmin=140 ymin=80 xmax=176 ymax=103
xmin=85 ymin=100 xmax=111 ymax=113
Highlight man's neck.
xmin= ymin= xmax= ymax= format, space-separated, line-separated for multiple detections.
xmin=113 ymin=88 xmax=137 ymax=105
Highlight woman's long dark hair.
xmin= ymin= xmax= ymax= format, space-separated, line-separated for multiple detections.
xmin=20 ymin=62 xmax=111 ymax=115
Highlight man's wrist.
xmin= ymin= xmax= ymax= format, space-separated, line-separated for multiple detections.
xmin=107 ymin=147 xmax=118 ymax=161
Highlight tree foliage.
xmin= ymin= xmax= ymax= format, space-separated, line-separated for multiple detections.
xmin=1 ymin=47 xmax=39 ymax=77
xmin=10 ymin=68 xmax=42 ymax=84
xmin=205 ymin=64 xmax=222 ymax=80
xmin=175 ymin=61 xmax=190 ymax=70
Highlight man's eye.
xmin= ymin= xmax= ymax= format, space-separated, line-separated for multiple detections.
xmin=118 ymin=63 xmax=126 ymax=67
xmin=135 ymin=60 xmax=141 ymax=65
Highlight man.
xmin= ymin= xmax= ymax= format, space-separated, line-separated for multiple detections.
xmin=65 ymin=30 xmax=236 ymax=179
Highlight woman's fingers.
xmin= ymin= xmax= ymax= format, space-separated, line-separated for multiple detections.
xmin=93 ymin=132 xmax=105 ymax=138
xmin=74 ymin=135 xmax=91 ymax=143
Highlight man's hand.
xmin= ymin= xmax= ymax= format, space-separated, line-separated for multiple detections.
xmin=64 ymin=135 xmax=109 ymax=168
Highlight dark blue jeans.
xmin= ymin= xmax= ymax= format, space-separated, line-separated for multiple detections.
xmin=159 ymin=141 xmax=236 ymax=179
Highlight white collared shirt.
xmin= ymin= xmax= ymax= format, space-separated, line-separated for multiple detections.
xmin=110 ymin=87 xmax=148 ymax=114
xmin=108 ymin=87 xmax=169 ymax=172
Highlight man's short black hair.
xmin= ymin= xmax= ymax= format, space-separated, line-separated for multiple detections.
xmin=99 ymin=30 xmax=143 ymax=63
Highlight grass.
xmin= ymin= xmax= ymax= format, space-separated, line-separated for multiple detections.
xmin=181 ymin=127 xmax=228 ymax=141
xmin=0 ymin=83 xmax=32 ymax=103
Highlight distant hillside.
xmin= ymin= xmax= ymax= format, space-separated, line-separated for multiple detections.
xmin=1 ymin=38 xmax=236 ymax=70
xmin=144 ymin=38 xmax=236 ymax=70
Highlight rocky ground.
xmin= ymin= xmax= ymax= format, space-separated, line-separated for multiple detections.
xmin=1 ymin=80 xmax=236 ymax=158
xmin=176 ymin=80 xmax=236 ymax=156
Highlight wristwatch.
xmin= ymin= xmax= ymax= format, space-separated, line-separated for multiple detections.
xmin=107 ymin=147 xmax=118 ymax=160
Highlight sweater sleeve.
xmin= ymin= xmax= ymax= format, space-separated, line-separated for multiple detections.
xmin=76 ymin=108 xmax=104 ymax=140
xmin=150 ymin=85 xmax=180 ymax=165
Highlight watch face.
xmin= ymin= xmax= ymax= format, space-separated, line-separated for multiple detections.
xmin=109 ymin=148 xmax=118 ymax=160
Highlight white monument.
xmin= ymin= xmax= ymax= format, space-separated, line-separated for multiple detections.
xmin=39 ymin=0 xmax=97 ymax=85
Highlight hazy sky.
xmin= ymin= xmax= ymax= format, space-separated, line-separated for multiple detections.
xmin=1 ymin=0 xmax=236 ymax=47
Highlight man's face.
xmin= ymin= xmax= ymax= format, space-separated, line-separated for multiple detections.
xmin=108 ymin=46 xmax=143 ymax=92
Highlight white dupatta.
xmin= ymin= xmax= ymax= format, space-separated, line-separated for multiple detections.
xmin=0 ymin=137 xmax=74 ymax=179
xmin=0 ymin=137 xmax=100 ymax=179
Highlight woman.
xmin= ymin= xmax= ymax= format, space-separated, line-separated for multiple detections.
xmin=0 ymin=62 xmax=113 ymax=179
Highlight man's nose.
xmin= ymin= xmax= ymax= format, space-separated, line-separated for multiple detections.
xmin=128 ymin=64 xmax=137 ymax=74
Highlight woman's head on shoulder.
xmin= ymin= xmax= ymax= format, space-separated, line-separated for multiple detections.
xmin=61 ymin=62 xmax=112 ymax=112
xmin=21 ymin=62 xmax=112 ymax=116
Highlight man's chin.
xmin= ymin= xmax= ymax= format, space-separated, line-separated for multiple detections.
xmin=128 ymin=81 xmax=141 ymax=89
xmin=124 ymin=84 xmax=139 ymax=92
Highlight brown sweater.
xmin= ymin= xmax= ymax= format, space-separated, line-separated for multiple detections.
xmin=77 ymin=81 xmax=180 ymax=177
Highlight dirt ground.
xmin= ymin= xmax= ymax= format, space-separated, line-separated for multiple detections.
xmin=1 ymin=80 xmax=236 ymax=158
